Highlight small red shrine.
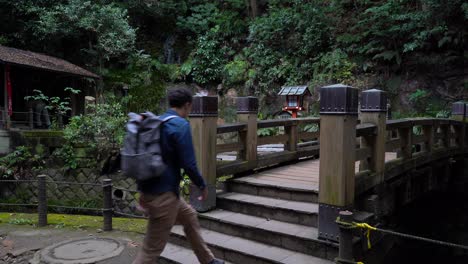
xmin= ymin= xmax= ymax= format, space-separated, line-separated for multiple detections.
xmin=278 ymin=85 xmax=311 ymax=118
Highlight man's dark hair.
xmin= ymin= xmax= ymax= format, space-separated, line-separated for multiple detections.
xmin=168 ymin=88 xmax=193 ymax=108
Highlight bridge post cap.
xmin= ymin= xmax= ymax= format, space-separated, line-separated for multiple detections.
xmin=452 ymin=101 xmax=466 ymax=116
xmin=338 ymin=210 xmax=353 ymax=222
xmin=189 ymin=96 xmax=218 ymax=117
xmin=320 ymin=84 xmax=358 ymax=115
xmin=236 ymin=96 xmax=259 ymax=114
xmin=360 ymin=89 xmax=387 ymax=112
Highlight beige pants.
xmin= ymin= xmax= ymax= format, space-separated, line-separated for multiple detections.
xmin=132 ymin=192 xmax=214 ymax=264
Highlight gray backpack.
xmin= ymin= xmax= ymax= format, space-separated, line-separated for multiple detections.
xmin=121 ymin=112 xmax=177 ymax=181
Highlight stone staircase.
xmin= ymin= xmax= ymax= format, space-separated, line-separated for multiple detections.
xmin=159 ymin=175 xmax=338 ymax=264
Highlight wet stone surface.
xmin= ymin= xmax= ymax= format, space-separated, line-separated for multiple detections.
xmin=39 ymin=237 xmax=125 ymax=264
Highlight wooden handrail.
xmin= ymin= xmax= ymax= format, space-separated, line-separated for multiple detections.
xmin=217 ymin=123 xmax=247 ymax=134
xmin=215 ymin=116 xmax=466 ymax=178
xmin=356 ymin=123 xmax=377 ymax=137
xmin=257 ymin=117 xmax=320 ymax=129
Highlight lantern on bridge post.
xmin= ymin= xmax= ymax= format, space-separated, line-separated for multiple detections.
xmin=278 ymin=86 xmax=311 ymax=118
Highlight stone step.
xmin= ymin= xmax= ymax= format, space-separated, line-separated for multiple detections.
xmin=159 ymin=242 xmax=233 ymax=264
xmin=169 ymin=225 xmax=334 ymax=264
xmin=217 ymin=192 xmax=318 ymax=227
xmin=228 ymin=178 xmax=318 ymax=203
xmin=197 ymin=209 xmax=337 ymax=260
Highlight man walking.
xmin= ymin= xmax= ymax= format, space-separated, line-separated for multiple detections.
xmin=132 ymin=88 xmax=224 ymax=264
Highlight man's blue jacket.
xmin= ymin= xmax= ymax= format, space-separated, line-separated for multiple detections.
xmin=137 ymin=109 xmax=206 ymax=195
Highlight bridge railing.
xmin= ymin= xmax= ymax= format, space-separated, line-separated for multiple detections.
xmin=216 ymin=116 xmax=321 ymax=177
xmin=187 ymin=91 xmax=468 ymax=219
xmin=355 ymin=118 xmax=466 ymax=196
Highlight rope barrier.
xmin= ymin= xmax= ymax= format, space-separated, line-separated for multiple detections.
xmin=337 ymin=219 xmax=468 ymax=251
xmin=0 ymin=180 xmax=36 ymax=183
xmin=113 ymin=186 xmax=138 ymax=193
xmin=335 ymin=259 xmax=364 ymax=264
xmin=45 ymin=181 xmax=101 ymax=187
xmin=47 ymin=205 xmax=103 ymax=212
xmin=113 ymin=210 xmax=146 ymax=219
xmin=0 ymin=179 xmax=101 ymax=187
xmin=0 ymin=203 xmax=38 ymax=207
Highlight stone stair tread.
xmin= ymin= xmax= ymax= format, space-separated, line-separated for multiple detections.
xmin=200 ymin=209 xmax=320 ymax=241
xmin=233 ymin=176 xmax=318 ymax=192
xmin=160 ymin=242 xmax=233 ymax=264
xmin=171 ymin=225 xmax=333 ymax=264
xmin=218 ymin=192 xmax=318 ymax=214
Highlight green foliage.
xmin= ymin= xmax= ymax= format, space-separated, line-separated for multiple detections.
xmin=223 ymin=56 xmax=249 ymax=86
xmin=33 ymin=0 xmax=136 ymax=64
xmin=9 ymin=218 xmax=34 ymax=225
xmin=339 ymin=0 xmax=467 ymax=69
xmin=0 ymin=146 xmax=45 ymax=179
xmin=312 ymin=49 xmax=356 ymax=86
xmin=105 ymin=52 xmax=168 ymax=113
xmin=246 ymin=0 xmax=333 ymax=92
xmin=24 ymin=88 xmax=80 ymax=116
xmin=257 ymin=127 xmax=279 ymax=137
xmin=190 ymin=26 xmax=231 ymax=84
xmin=53 ymin=95 xmax=127 ymax=169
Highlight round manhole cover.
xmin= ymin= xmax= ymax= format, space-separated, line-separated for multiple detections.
xmin=40 ymin=237 xmax=124 ymax=264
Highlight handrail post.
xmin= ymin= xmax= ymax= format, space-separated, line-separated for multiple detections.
xmin=236 ymin=97 xmax=258 ymax=168
xmin=285 ymin=120 xmax=298 ymax=152
xmin=189 ymin=96 xmax=218 ymax=212
xmin=451 ymin=102 xmax=466 ymax=149
xmin=37 ymin=175 xmax=47 ymax=227
xmin=29 ymin=108 xmax=34 ymax=129
xmin=359 ymin=89 xmax=387 ymax=183
xmin=398 ymin=126 xmax=412 ymax=159
xmin=318 ymin=84 xmax=358 ymax=242
xmin=102 ymin=178 xmax=113 ymax=231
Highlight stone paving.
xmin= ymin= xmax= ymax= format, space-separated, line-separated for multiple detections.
xmin=0 ymin=224 xmax=141 ymax=264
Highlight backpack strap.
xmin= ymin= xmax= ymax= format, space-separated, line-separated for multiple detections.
xmin=161 ymin=115 xmax=178 ymax=122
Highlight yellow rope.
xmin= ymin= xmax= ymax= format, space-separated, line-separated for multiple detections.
xmin=354 ymin=222 xmax=377 ymax=249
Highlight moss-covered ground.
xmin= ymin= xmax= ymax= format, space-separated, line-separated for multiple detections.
xmin=0 ymin=212 xmax=147 ymax=234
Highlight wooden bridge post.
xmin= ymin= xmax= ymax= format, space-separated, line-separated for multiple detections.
xmin=318 ymin=84 xmax=359 ymax=242
xmin=359 ymin=89 xmax=387 ymax=183
xmin=237 ymin=97 xmax=258 ymax=167
xmin=189 ymin=96 xmax=218 ymax=212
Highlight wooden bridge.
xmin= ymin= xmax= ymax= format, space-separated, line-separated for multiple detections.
xmin=161 ymin=85 xmax=468 ymax=264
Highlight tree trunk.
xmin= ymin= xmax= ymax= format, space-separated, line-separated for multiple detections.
xmin=250 ymin=0 xmax=258 ymax=18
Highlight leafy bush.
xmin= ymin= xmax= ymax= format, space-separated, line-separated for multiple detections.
xmin=53 ymin=95 xmax=127 ymax=169
xmin=223 ymin=56 xmax=249 ymax=86
xmin=24 ymin=88 xmax=80 ymax=116
xmin=0 ymin=146 xmax=45 ymax=179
